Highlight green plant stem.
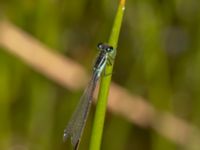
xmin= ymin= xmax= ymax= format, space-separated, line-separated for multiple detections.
xmin=89 ymin=1 xmax=126 ymax=150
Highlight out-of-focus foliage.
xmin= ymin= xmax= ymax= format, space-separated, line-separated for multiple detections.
xmin=0 ymin=0 xmax=200 ymax=150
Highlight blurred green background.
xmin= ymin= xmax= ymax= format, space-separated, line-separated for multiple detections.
xmin=0 ymin=0 xmax=200 ymax=150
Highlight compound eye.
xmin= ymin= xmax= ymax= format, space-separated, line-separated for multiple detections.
xmin=106 ymin=46 xmax=113 ymax=52
xmin=97 ymin=43 xmax=103 ymax=50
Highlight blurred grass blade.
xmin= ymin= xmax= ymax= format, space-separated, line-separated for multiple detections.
xmin=89 ymin=0 xmax=126 ymax=150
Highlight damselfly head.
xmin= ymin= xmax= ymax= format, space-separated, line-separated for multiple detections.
xmin=97 ymin=43 xmax=114 ymax=53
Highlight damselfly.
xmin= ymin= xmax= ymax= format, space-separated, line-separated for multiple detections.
xmin=63 ymin=43 xmax=114 ymax=150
